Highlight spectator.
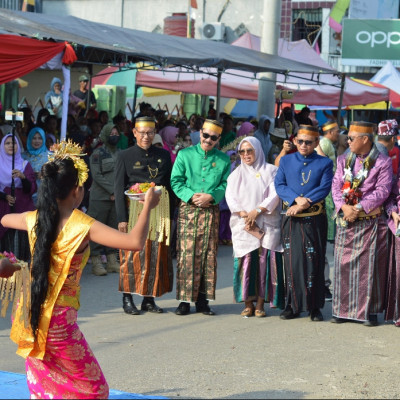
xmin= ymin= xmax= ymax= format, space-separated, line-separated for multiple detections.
xmin=159 ymin=126 xmax=179 ymax=164
xmin=0 ymin=134 xmax=37 ymax=261
xmin=295 ymin=106 xmax=313 ymax=126
xmin=44 ymin=77 xmax=63 ymax=119
xmin=226 ymin=136 xmax=284 ymax=317
xmin=73 ymin=75 xmax=97 ymax=116
xmin=87 ymin=123 xmax=121 ymax=276
xmin=22 ymin=127 xmax=50 ymax=205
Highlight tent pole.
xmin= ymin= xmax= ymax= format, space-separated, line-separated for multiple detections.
xmin=337 ymin=73 xmax=345 ymax=126
xmin=85 ymin=64 xmax=93 ymax=118
xmin=132 ymin=84 xmax=138 ymax=119
xmin=216 ymin=69 xmax=222 ymax=119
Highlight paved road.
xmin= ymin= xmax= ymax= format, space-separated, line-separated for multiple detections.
xmin=1 ymin=243 xmax=400 ymax=399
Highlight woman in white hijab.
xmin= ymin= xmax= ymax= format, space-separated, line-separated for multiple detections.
xmin=226 ymin=136 xmax=284 ymax=317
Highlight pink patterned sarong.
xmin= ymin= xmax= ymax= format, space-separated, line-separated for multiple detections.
xmin=26 ymin=306 xmax=109 ymax=399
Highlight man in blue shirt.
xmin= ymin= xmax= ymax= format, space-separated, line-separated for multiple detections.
xmin=275 ymin=125 xmax=333 ymax=321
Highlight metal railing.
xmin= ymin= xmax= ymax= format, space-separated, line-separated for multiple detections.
xmin=18 ymin=96 xmax=185 ymax=120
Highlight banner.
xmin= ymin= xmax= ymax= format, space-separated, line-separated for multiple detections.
xmin=342 ymin=19 xmax=400 ymax=66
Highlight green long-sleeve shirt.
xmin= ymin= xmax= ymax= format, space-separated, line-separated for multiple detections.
xmin=171 ymin=143 xmax=231 ymax=204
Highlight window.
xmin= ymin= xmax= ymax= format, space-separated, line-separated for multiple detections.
xmin=292 ymin=8 xmax=322 ymax=48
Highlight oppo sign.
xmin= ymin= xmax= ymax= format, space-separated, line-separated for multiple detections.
xmin=342 ymin=19 xmax=400 ymax=66
xmin=356 ymin=30 xmax=400 ymax=48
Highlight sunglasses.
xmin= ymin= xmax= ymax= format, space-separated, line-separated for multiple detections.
xmin=297 ymin=139 xmax=316 ymax=146
xmin=238 ymin=149 xmax=254 ymax=155
xmin=202 ymin=132 xmax=220 ymax=141
xmin=347 ymin=134 xmax=368 ymax=142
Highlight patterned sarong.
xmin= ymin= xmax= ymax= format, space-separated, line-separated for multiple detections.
xmin=281 ymin=213 xmax=327 ymax=314
xmin=385 ymin=232 xmax=400 ymax=324
xmin=119 ymin=188 xmax=173 ymax=297
xmin=119 ymin=233 xmax=173 ymax=297
xmin=176 ymin=202 xmax=219 ymax=302
xmin=333 ymin=215 xmax=388 ymax=321
xmin=233 ymin=249 xmax=284 ymax=309
xmin=26 ymin=306 xmax=109 ymax=399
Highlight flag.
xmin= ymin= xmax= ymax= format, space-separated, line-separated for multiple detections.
xmin=191 ymin=0 xmax=198 ymax=9
xmin=329 ymin=0 xmax=350 ymax=33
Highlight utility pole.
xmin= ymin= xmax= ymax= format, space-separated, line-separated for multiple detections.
xmin=121 ymin=0 xmax=125 ymax=27
xmin=257 ymin=0 xmax=281 ymax=120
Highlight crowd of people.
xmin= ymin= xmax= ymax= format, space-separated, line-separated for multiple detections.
xmin=3 ymin=81 xmax=400 ymax=398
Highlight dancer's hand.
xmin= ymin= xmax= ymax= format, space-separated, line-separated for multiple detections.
xmin=142 ymin=187 xmax=161 ymax=210
xmin=0 ymin=258 xmax=20 ymax=278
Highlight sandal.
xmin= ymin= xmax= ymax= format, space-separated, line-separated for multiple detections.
xmin=255 ymin=310 xmax=266 ymax=318
xmin=241 ymin=307 xmax=255 ymax=317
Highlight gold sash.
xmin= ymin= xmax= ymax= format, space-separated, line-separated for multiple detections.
xmin=128 ymin=186 xmax=171 ymax=246
xmin=10 ymin=209 xmax=94 ymax=360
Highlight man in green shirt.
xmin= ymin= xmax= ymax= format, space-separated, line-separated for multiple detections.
xmin=171 ymin=119 xmax=231 ymax=316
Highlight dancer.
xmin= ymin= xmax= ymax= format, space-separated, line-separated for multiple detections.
xmin=1 ymin=140 xmax=160 ymax=399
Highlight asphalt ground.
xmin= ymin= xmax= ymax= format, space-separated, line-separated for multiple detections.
xmin=1 ymin=242 xmax=400 ymax=399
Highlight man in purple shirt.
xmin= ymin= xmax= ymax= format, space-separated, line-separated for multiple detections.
xmin=331 ymin=121 xmax=393 ymax=326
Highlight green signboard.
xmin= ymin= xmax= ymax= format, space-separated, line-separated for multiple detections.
xmin=342 ymin=19 xmax=400 ymax=66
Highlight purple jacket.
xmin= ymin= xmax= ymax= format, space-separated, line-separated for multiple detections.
xmin=332 ymin=152 xmax=393 ymax=214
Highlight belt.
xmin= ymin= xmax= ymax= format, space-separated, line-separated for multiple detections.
xmin=357 ymin=207 xmax=382 ymax=220
xmin=283 ymin=201 xmax=325 ymax=218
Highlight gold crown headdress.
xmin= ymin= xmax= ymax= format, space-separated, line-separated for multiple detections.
xmin=48 ymin=140 xmax=89 ymax=186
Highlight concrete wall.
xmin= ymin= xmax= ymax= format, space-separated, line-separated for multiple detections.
xmin=43 ymin=0 xmax=264 ymax=39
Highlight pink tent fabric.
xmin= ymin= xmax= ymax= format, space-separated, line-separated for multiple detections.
xmin=135 ymin=33 xmax=390 ymax=107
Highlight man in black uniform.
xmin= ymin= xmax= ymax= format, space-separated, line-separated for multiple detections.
xmin=114 ymin=116 xmax=173 ymax=315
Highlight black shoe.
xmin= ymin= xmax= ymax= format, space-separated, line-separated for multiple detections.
xmin=310 ymin=308 xmax=324 ymax=321
xmin=324 ymin=287 xmax=332 ymax=302
xmin=175 ymin=302 xmax=190 ymax=316
xmin=122 ymin=294 xmax=140 ymax=315
xmin=195 ymin=295 xmax=215 ymax=315
xmin=141 ymin=301 xmax=164 ymax=313
xmin=364 ymin=314 xmax=378 ymax=327
xmin=280 ymin=306 xmax=300 ymax=320
xmin=330 ymin=316 xmax=346 ymax=324
xmin=196 ymin=304 xmax=216 ymax=316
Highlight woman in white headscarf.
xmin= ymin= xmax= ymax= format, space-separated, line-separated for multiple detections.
xmin=226 ymin=136 xmax=284 ymax=317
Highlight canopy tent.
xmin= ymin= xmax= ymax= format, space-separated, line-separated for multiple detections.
xmin=0 ymin=9 xmax=331 ymax=76
xmin=0 ymin=9 xmax=337 ymax=129
xmin=136 ymin=35 xmax=391 ymax=107
xmin=349 ymin=61 xmax=400 ymax=109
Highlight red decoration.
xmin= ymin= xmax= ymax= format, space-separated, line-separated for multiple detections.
xmin=62 ymin=42 xmax=78 ymax=65
xmin=0 ymin=35 xmax=77 ymax=85
xmin=341 ymin=181 xmax=362 ymax=206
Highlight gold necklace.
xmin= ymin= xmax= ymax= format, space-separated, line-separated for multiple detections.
xmin=148 ymin=165 xmax=159 ymax=179
xmin=301 ymin=170 xmax=311 ymax=185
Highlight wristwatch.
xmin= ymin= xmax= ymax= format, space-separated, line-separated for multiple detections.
xmin=355 ymin=203 xmax=363 ymax=211
xmin=256 ymin=208 xmax=262 ymax=214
